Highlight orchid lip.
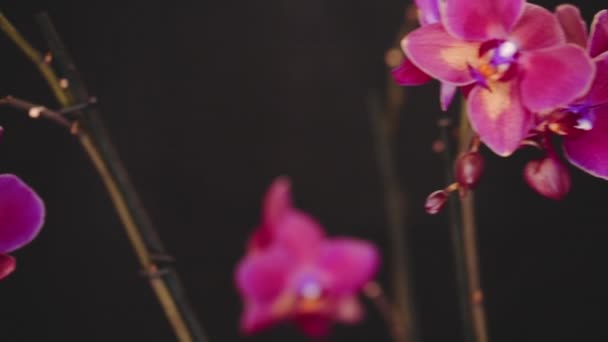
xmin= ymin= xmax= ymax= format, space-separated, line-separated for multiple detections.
xmin=548 ymin=106 xmax=596 ymax=136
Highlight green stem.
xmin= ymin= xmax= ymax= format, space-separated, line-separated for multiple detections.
xmin=368 ymin=89 xmax=418 ymax=342
xmin=438 ymin=101 xmax=489 ymax=342
xmin=0 ymin=11 xmax=208 ymax=342
xmin=457 ymin=103 xmax=488 ymax=342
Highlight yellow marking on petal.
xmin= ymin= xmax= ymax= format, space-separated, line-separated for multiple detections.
xmin=298 ymin=298 xmax=326 ymax=314
xmin=478 ymin=64 xmax=496 ymax=78
xmin=440 ymin=44 xmax=477 ymax=71
xmin=271 ymin=292 xmax=296 ymax=317
xmin=479 ymin=82 xmax=512 ymax=121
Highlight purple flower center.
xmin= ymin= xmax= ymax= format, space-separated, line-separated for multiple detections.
xmin=295 ymin=278 xmax=327 ymax=313
xmin=548 ymin=105 xmax=596 ymax=137
xmin=469 ymin=40 xmax=520 ymax=88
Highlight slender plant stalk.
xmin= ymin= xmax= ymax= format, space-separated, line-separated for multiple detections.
xmin=367 ymin=89 xmax=417 ymax=342
xmin=438 ymin=101 xmax=489 ymax=342
xmin=438 ymin=114 xmax=472 ymax=342
xmin=0 ymin=11 xmax=208 ymax=342
xmin=363 ymin=5 xmax=423 ymax=342
xmin=457 ymin=103 xmax=488 ymax=342
xmin=363 ymin=281 xmax=408 ymax=341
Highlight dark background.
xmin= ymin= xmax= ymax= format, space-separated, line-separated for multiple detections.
xmin=0 ymin=0 xmax=606 ymax=341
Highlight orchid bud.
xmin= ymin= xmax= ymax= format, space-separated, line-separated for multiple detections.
xmin=455 ymin=151 xmax=485 ymax=189
xmin=524 ymin=156 xmax=571 ymax=200
xmin=0 ymin=254 xmax=15 ymax=280
xmin=425 ymin=190 xmax=449 ymax=214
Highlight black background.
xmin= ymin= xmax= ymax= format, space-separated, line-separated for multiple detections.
xmin=0 ymin=0 xmax=606 ymax=341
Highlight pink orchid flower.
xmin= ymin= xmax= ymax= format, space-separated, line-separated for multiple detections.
xmin=401 ymin=0 xmax=595 ymax=156
xmin=546 ymin=9 xmax=608 ymax=179
xmin=0 ymin=174 xmax=45 ymax=280
xmin=235 ymin=177 xmax=380 ymax=337
xmin=392 ymin=0 xmax=459 ymax=111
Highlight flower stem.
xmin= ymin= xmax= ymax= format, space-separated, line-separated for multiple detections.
xmin=367 ymin=87 xmax=418 ymax=342
xmin=457 ymin=103 xmax=488 ymax=342
xmin=0 ymin=11 xmax=208 ymax=342
xmin=438 ymin=102 xmax=488 ymax=342
xmin=363 ymin=281 xmax=407 ymax=342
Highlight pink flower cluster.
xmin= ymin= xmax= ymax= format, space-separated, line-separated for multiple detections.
xmin=235 ymin=177 xmax=380 ymax=337
xmin=394 ymin=0 xmax=608 ymax=201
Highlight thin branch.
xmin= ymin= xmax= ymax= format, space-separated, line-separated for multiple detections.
xmin=0 ymin=12 xmax=72 ymax=106
xmin=437 ymin=114 xmax=473 ymax=342
xmin=457 ymin=103 xmax=489 ymax=342
xmin=367 ymin=92 xmax=415 ymax=342
xmin=438 ymin=101 xmax=489 ymax=342
xmin=0 ymin=96 xmax=72 ymax=129
xmin=0 ymin=11 xmax=209 ymax=342
xmin=364 ymin=282 xmax=407 ymax=341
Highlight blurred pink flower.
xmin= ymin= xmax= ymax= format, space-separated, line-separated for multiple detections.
xmin=235 ymin=177 xmax=380 ymax=337
xmin=0 ymin=174 xmax=45 ymax=280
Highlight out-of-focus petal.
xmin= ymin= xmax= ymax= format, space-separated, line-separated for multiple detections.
xmin=295 ymin=315 xmax=332 ymax=338
xmin=443 ymin=0 xmax=524 ymax=41
xmin=235 ymin=247 xmax=293 ymax=302
xmin=0 ymin=253 xmax=16 ymax=280
xmin=391 ymin=58 xmax=433 ymax=86
xmin=240 ymin=302 xmax=276 ymax=335
xmin=563 ymin=107 xmax=608 ymax=180
xmin=519 ymin=45 xmax=594 ymax=113
xmin=318 ymin=238 xmax=380 ymax=295
xmin=275 ymin=212 xmax=325 ymax=260
xmin=440 ymin=83 xmax=457 ymax=111
xmin=584 ymin=52 xmax=608 ymax=106
xmin=589 ymin=10 xmax=608 ymax=58
xmin=262 ymin=176 xmax=292 ymax=228
xmin=524 ymin=155 xmax=571 ymax=200
xmin=555 ymin=4 xmax=588 ymax=48
xmin=415 ymin=0 xmax=440 ymax=25
xmin=468 ymin=81 xmax=533 ymax=156
xmin=403 ymin=24 xmax=478 ymax=85
xmin=510 ymin=4 xmax=565 ymax=51
xmin=334 ymin=296 xmax=364 ymax=324
xmin=0 ymin=174 xmax=45 ymax=253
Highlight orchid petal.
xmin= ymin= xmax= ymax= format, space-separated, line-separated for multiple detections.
xmin=334 ymin=296 xmax=364 ymax=324
xmin=262 ymin=176 xmax=292 ymax=228
xmin=555 ymin=4 xmax=588 ymax=48
xmin=589 ymin=10 xmax=608 ymax=58
xmin=468 ymin=81 xmax=533 ymax=156
xmin=0 ymin=174 xmax=45 ymax=253
xmin=295 ymin=315 xmax=331 ymax=338
xmin=0 ymin=254 xmax=16 ymax=280
xmin=563 ymin=107 xmax=608 ymax=180
xmin=440 ymin=83 xmax=457 ymax=111
xmin=443 ymin=0 xmax=523 ymax=41
xmin=240 ymin=302 xmax=276 ymax=334
xmin=510 ymin=4 xmax=565 ymax=52
xmin=235 ymin=246 xmax=292 ymax=302
xmin=318 ymin=238 xmax=380 ymax=295
xmin=275 ymin=212 xmax=325 ymax=260
xmin=415 ymin=0 xmax=440 ymax=25
xmin=391 ymin=58 xmax=433 ymax=86
xmin=403 ymin=24 xmax=478 ymax=85
xmin=584 ymin=52 xmax=608 ymax=106
xmin=519 ymin=45 xmax=594 ymax=113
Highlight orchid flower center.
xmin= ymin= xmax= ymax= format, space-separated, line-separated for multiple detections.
xmin=296 ymin=279 xmax=327 ymax=313
xmin=469 ymin=40 xmax=519 ymax=88
xmin=548 ymin=105 xmax=595 ymax=137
